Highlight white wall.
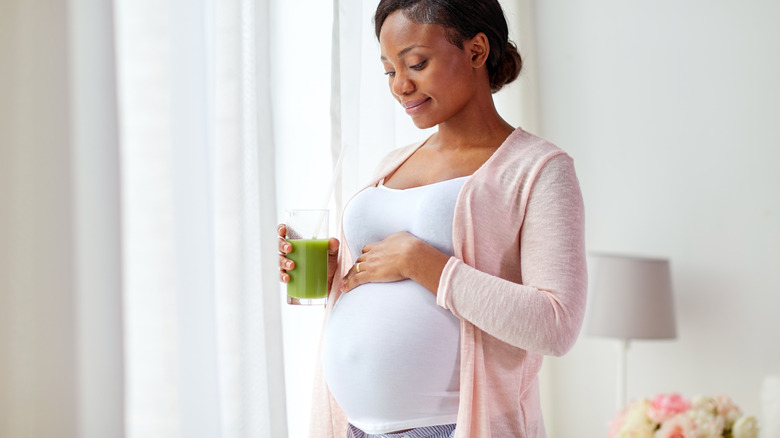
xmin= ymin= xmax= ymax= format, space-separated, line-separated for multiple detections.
xmin=532 ymin=1 xmax=780 ymax=436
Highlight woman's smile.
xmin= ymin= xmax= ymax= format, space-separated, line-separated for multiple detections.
xmin=402 ymin=97 xmax=431 ymax=114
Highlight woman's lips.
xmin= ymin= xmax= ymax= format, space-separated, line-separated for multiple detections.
xmin=402 ymin=98 xmax=430 ymax=115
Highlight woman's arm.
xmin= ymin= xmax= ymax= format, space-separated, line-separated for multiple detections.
xmin=438 ymin=155 xmax=587 ymax=356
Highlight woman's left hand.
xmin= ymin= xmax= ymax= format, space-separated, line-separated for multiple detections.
xmin=340 ymin=231 xmax=450 ymax=294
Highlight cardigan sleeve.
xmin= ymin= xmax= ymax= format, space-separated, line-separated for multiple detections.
xmin=437 ymin=154 xmax=587 ymax=356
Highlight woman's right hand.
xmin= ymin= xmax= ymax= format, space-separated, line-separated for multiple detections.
xmin=277 ymin=224 xmax=340 ymax=290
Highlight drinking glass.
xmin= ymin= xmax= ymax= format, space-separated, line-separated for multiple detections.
xmin=284 ymin=209 xmax=329 ymax=305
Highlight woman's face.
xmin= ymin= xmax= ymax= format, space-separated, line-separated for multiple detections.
xmin=379 ymin=11 xmax=480 ymax=129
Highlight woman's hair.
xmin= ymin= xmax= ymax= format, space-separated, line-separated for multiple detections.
xmin=374 ymin=0 xmax=522 ymax=93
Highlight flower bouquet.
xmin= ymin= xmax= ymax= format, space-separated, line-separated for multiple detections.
xmin=608 ymin=393 xmax=759 ymax=438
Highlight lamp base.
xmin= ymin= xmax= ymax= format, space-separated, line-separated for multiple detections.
xmin=616 ymin=339 xmax=630 ymax=411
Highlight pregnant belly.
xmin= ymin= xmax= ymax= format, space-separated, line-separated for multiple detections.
xmin=321 ymin=280 xmax=461 ymax=433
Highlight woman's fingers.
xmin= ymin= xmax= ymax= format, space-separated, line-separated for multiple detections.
xmin=341 ymin=265 xmax=359 ymax=293
xmin=279 ymin=236 xmax=292 ymax=254
xmin=326 ymin=238 xmax=341 ymax=291
xmin=328 ymin=237 xmax=340 ymax=254
xmin=278 ymin=236 xmax=292 ymax=284
xmin=278 ymin=252 xmax=292 ymax=283
xmin=341 ymin=258 xmax=368 ymax=293
xmin=277 ymin=224 xmax=291 ymax=283
xmin=277 ymin=223 xmax=292 ymax=255
xmin=279 ymin=254 xmax=293 ymax=271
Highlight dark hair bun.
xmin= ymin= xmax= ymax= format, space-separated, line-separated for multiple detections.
xmin=490 ymin=41 xmax=522 ymax=93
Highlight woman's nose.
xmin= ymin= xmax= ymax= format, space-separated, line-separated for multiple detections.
xmin=392 ymin=70 xmax=414 ymax=97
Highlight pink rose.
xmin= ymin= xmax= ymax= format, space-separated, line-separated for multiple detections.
xmin=648 ymin=393 xmax=692 ymax=424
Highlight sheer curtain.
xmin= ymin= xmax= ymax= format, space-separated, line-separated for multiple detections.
xmin=115 ymin=0 xmax=286 ymax=437
xmin=1 ymin=1 xmax=123 ymax=437
xmin=331 ymin=0 xmax=430 ymax=212
xmin=2 ymin=0 xmax=285 ymax=437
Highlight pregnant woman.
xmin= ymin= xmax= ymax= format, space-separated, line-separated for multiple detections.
xmin=277 ymin=0 xmax=587 ymax=436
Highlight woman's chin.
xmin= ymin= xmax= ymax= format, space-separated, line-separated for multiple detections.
xmin=410 ymin=117 xmax=437 ymax=130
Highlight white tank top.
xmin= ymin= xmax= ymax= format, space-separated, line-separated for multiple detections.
xmin=321 ymin=176 xmax=466 ymax=434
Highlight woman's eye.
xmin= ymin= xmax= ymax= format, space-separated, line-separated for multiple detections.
xmin=384 ymin=71 xmax=396 ymax=77
xmin=411 ymin=60 xmax=426 ymax=70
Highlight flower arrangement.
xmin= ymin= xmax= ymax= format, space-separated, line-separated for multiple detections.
xmin=608 ymin=393 xmax=759 ymax=438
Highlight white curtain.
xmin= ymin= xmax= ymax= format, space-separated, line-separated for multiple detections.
xmin=1 ymin=1 xmax=123 ymax=437
xmin=115 ymin=0 xmax=286 ymax=437
xmin=330 ymin=0 xmax=428 ymax=214
xmin=1 ymin=0 xmax=286 ymax=437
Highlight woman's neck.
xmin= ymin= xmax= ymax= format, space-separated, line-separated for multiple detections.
xmin=434 ymin=103 xmax=515 ymax=151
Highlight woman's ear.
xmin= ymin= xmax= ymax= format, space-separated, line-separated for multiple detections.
xmin=467 ymin=32 xmax=490 ymax=68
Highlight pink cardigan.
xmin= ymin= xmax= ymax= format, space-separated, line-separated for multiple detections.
xmin=309 ymin=128 xmax=588 ymax=437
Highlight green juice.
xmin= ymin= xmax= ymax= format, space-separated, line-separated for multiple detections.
xmin=286 ymin=238 xmax=329 ymax=300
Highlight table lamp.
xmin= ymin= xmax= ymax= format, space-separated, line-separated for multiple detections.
xmin=586 ymin=253 xmax=677 ymax=410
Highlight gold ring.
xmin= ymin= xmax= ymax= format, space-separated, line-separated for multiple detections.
xmin=356 ymin=262 xmax=361 ymax=273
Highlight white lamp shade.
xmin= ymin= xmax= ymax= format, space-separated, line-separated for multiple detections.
xmin=586 ymin=254 xmax=677 ymax=340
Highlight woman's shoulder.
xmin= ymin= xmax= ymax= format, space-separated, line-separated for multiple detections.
xmin=479 ymin=127 xmax=570 ymax=175
xmin=503 ymin=127 xmax=567 ymax=158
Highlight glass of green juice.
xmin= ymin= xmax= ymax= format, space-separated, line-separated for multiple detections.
xmin=284 ymin=209 xmax=329 ymax=305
